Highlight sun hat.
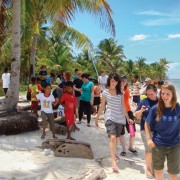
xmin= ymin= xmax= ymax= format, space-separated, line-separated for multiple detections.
xmin=145 ymin=78 xmax=151 ymax=82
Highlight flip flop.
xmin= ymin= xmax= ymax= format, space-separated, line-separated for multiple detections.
xmin=115 ymin=154 xmax=120 ymax=161
xmin=128 ymin=149 xmax=137 ymax=153
xmin=41 ymin=133 xmax=46 ymax=139
xmin=120 ymin=151 xmax=126 ymax=156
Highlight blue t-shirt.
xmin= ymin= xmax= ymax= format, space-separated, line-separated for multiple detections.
xmin=146 ymin=103 xmax=180 ymax=147
xmin=80 ymin=81 xmax=94 ymax=102
xmin=136 ymin=98 xmax=158 ymax=131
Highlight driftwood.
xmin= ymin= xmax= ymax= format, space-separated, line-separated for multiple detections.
xmin=16 ymin=101 xmax=32 ymax=112
xmin=68 ymin=169 xmax=106 ymax=180
xmin=0 ymin=111 xmax=39 ymax=135
xmin=41 ymin=139 xmax=93 ymax=159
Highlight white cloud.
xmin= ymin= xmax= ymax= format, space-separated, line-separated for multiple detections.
xmin=168 ymin=34 xmax=180 ymax=39
xmin=137 ymin=10 xmax=170 ymax=17
xmin=130 ymin=34 xmax=148 ymax=41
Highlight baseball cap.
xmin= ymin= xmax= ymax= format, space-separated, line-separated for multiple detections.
xmin=145 ymin=78 xmax=151 ymax=82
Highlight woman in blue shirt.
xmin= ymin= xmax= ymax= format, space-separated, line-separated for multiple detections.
xmin=145 ymin=83 xmax=180 ymax=180
xmin=77 ymin=73 xmax=94 ymax=127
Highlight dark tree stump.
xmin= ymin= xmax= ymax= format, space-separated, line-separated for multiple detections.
xmin=41 ymin=139 xmax=94 ymax=159
xmin=0 ymin=111 xmax=39 ymax=135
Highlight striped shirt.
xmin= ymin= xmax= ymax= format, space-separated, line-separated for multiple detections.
xmin=102 ymin=89 xmax=126 ymax=124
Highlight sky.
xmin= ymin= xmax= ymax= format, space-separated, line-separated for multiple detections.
xmin=69 ymin=0 xmax=180 ymax=79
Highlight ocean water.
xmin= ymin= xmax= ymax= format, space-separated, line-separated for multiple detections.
xmin=169 ymin=79 xmax=180 ymax=100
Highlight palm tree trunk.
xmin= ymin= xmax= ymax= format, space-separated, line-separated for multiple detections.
xmin=0 ymin=0 xmax=21 ymax=110
xmin=30 ymin=33 xmax=38 ymax=77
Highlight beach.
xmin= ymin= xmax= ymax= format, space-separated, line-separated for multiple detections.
xmin=0 ymin=112 xmax=177 ymax=180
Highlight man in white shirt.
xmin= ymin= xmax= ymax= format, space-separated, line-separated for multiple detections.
xmin=2 ymin=67 xmax=10 ymax=95
xmin=98 ymin=70 xmax=108 ymax=92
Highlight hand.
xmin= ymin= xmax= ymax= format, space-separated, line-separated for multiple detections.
xmin=95 ymin=118 xmax=99 ymax=127
xmin=147 ymin=139 xmax=155 ymax=148
xmin=128 ymin=119 xmax=134 ymax=124
xmin=141 ymin=105 xmax=146 ymax=111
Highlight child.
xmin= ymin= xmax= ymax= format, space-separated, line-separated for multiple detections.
xmin=28 ymin=77 xmax=41 ymax=117
xmin=1 ymin=67 xmax=10 ymax=95
xmin=95 ymin=73 xmax=133 ymax=173
xmin=93 ymin=80 xmax=101 ymax=116
xmin=38 ymin=65 xmax=47 ymax=87
xmin=145 ymin=83 xmax=180 ymax=180
xmin=132 ymin=75 xmax=141 ymax=106
xmin=60 ymin=81 xmax=79 ymax=140
xmin=36 ymin=83 xmax=58 ymax=139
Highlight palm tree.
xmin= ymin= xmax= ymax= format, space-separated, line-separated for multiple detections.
xmin=0 ymin=0 xmax=21 ymax=110
xmin=96 ymin=38 xmax=125 ymax=73
xmin=123 ymin=59 xmax=137 ymax=80
xmin=135 ymin=57 xmax=146 ymax=82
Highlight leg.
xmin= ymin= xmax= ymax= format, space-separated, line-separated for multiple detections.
xmin=145 ymin=152 xmax=153 ymax=176
xmin=154 ymin=170 xmax=164 ymax=180
xmin=41 ymin=111 xmax=47 ymax=139
xmin=78 ymin=100 xmax=84 ymax=122
xmin=168 ymin=173 xmax=178 ymax=180
xmin=85 ymin=102 xmax=91 ymax=125
xmin=109 ymin=134 xmax=119 ymax=171
xmin=4 ymin=88 xmax=8 ymax=95
xmin=48 ymin=113 xmax=57 ymax=138
xmin=66 ymin=126 xmax=73 ymax=139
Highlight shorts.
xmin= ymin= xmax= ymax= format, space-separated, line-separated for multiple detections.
xmin=105 ymin=120 xmax=123 ymax=137
xmin=152 ymin=145 xmax=180 ymax=174
xmin=93 ymin=97 xmax=101 ymax=106
xmin=133 ymin=95 xmax=140 ymax=104
xmin=121 ymin=111 xmax=136 ymax=135
xmin=41 ymin=111 xmax=55 ymax=130
xmin=31 ymin=101 xmax=39 ymax=107
xmin=65 ymin=113 xmax=75 ymax=127
xmin=141 ymin=130 xmax=152 ymax=152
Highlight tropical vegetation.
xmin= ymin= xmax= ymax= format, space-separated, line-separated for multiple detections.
xmin=0 ymin=0 xmax=169 ymax=110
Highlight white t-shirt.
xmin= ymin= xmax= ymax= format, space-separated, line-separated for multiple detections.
xmin=36 ymin=93 xmax=55 ymax=113
xmin=98 ymin=75 xmax=108 ymax=91
xmin=2 ymin=73 xmax=10 ymax=88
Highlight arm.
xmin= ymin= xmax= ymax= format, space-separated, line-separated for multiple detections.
xmin=133 ymin=105 xmax=146 ymax=120
xmin=95 ymin=95 xmax=106 ymax=127
xmin=145 ymin=122 xmax=155 ymax=148
xmin=90 ymin=85 xmax=94 ymax=105
xmin=121 ymin=94 xmax=134 ymax=124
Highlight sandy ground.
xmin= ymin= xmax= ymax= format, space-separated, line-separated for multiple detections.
xmin=0 ymin=96 xmax=179 ymax=180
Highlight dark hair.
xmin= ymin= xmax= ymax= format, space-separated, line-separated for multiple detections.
xmin=158 ymin=80 xmax=164 ymax=86
xmin=41 ymin=65 xmax=46 ymax=69
xmin=64 ymin=81 xmax=74 ymax=88
xmin=134 ymin=75 xmax=138 ymax=79
xmin=50 ymin=72 xmax=55 ymax=78
xmin=81 ymin=73 xmax=90 ymax=79
xmin=36 ymin=77 xmax=41 ymax=81
xmin=75 ymin=69 xmax=78 ymax=72
xmin=44 ymin=83 xmax=51 ymax=88
xmin=107 ymin=72 xmax=122 ymax=95
xmin=93 ymin=79 xmax=98 ymax=84
xmin=31 ymin=77 xmax=37 ymax=83
xmin=146 ymin=84 xmax=157 ymax=92
xmin=4 ymin=67 xmax=8 ymax=73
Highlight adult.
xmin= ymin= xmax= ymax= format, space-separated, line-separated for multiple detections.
xmin=73 ymin=71 xmax=83 ymax=117
xmin=98 ymin=70 xmax=108 ymax=92
xmin=132 ymin=75 xmax=141 ymax=106
xmin=145 ymin=83 xmax=180 ymax=180
xmin=38 ymin=65 xmax=48 ymax=87
xmin=119 ymin=75 xmax=136 ymax=156
xmin=1 ymin=67 xmax=10 ymax=95
xmin=140 ymin=78 xmax=152 ymax=96
xmin=73 ymin=69 xmax=79 ymax=80
xmin=134 ymin=84 xmax=158 ymax=178
xmin=157 ymin=80 xmax=164 ymax=99
xmin=95 ymin=73 xmax=132 ymax=172
xmin=77 ymin=73 xmax=94 ymax=127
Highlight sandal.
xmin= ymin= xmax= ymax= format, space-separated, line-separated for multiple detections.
xmin=128 ymin=148 xmax=137 ymax=153
xmin=120 ymin=151 xmax=126 ymax=156
xmin=41 ymin=133 xmax=46 ymax=139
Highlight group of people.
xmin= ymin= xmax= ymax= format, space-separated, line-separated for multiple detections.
xmin=95 ymin=72 xmax=179 ymax=180
xmin=2 ymin=65 xmax=179 ymax=179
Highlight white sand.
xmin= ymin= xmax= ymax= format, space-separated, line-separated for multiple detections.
xmin=0 ymin=95 xmax=179 ymax=179
xmin=0 ymin=116 xmax=171 ymax=180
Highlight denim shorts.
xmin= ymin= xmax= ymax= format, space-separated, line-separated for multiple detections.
xmin=152 ymin=145 xmax=180 ymax=174
xmin=105 ymin=120 xmax=123 ymax=137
